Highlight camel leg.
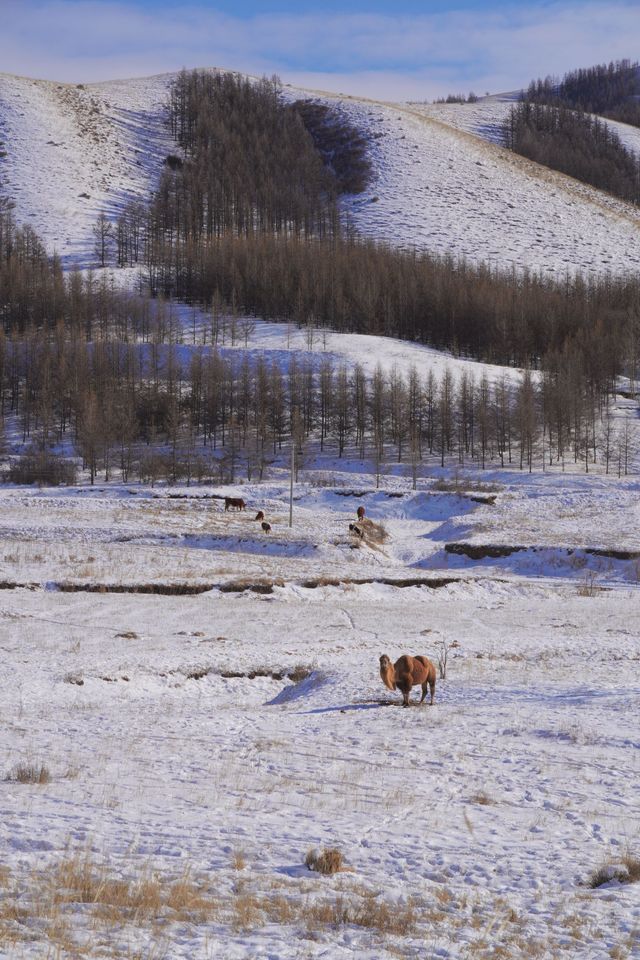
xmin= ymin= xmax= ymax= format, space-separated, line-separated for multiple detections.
xmin=397 ymin=677 xmax=411 ymax=707
xmin=428 ymin=676 xmax=436 ymax=705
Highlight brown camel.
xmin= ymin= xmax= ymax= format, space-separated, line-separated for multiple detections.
xmin=379 ymin=654 xmax=436 ymax=707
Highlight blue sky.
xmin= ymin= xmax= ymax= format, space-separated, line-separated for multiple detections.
xmin=1 ymin=0 xmax=639 ymax=99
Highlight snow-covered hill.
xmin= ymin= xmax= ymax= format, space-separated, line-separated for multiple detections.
xmin=0 ymin=72 xmax=174 ymax=267
xmin=2 ymin=70 xmax=640 ymax=277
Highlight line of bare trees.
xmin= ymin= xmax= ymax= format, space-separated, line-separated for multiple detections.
xmin=3 ymin=327 xmax=634 ymax=486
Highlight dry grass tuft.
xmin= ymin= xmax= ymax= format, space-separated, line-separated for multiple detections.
xmin=305 ymin=847 xmax=345 ymax=876
xmin=116 ymin=630 xmax=139 ymax=640
xmin=46 ymin=856 xmax=217 ymax=926
xmin=589 ymin=852 xmax=640 ymax=888
xmin=231 ymin=892 xmax=262 ymax=932
xmin=5 ymin=762 xmax=51 ymax=785
xmin=231 ymin=850 xmax=246 ymax=871
xmin=577 ymin=571 xmax=601 ymax=597
xmin=307 ymin=894 xmax=417 ymax=935
xmin=287 ymin=664 xmax=312 ymax=684
xmin=470 ymin=790 xmax=496 ymax=806
xmin=358 ymin=518 xmax=389 ymax=545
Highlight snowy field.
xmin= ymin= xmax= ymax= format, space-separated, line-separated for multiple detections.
xmin=0 ymin=459 xmax=639 ymax=959
xmin=3 ymin=70 xmax=640 ymax=277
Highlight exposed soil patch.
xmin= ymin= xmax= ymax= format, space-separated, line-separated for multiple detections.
xmin=219 ymin=578 xmax=284 ymax=595
xmin=0 ymin=580 xmax=39 ymax=591
xmin=57 ymin=582 xmax=216 ymax=596
xmin=585 ymin=547 xmax=640 ymax=561
xmin=445 ymin=543 xmax=527 ymax=559
xmin=180 ymin=665 xmax=313 ymax=683
xmin=299 ymin=574 xmax=470 ymax=589
xmin=446 ymin=543 xmax=640 ymax=561
xmin=166 ymin=493 xmax=226 ymax=501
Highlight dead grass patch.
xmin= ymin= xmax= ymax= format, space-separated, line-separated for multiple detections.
xmin=231 ymin=892 xmax=262 ymax=932
xmin=5 ymin=762 xmax=51 ymax=785
xmin=307 ymin=894 xmax=417 ymax=935
xmin=305 ymin=848 xmax=345 ymax=876
xmin=48 ymin=856 xmax=217 ymax=926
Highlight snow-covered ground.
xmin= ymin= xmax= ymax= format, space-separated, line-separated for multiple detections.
xmin=0 ymin=466 xmax=639 ymax=959
xmin=0 ymin=72 xmax=174 ymax=267
xmin=138 ymin=310 xmax=536 ymax=386
xmin=3 ymin=70 xmax=640 ymax=277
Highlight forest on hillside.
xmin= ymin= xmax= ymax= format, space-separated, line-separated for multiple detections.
xmin=525 ymin=60 xmax=640 ymax=127
xmin=1 ymin=70 xmax=639 ymax=485
xmin=503 ymin=60 xmax=640 ymax=205
xmin=1 ymin=186 xmax=638 ymax=486
xmin=106 ymin=72 xmax=640 ymax=369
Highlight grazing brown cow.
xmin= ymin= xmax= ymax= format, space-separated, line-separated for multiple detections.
xmin=261 ymin=521 xmax=272 ymax=533
xmin=224 ymin=497 xmax=246 ymax=512
xmin=379 ymin=654 xmax=436 ymax=707
xmin=255 ymin=510 xmax=265 ymax=522
xmin=357 ymin=505 xmax=366 ymax=521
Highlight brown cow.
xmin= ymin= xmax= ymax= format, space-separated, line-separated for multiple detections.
xmin=255 ymin=510 xmax=265 ymax=522
xmin=261 ymin=521 xmax=272 ymax=533
xmin=379 ymin=654 xmax=436 ymax=707
xmin=224 ymin=497 xmax=246 ymax=511
xmin=357 ymin=505 xmax=366 ymax=521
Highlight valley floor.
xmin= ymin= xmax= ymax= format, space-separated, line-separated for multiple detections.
xmin=0 ymin=465 xmax=638 ymax=959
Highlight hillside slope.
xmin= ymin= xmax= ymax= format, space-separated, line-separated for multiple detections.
xmin=0 ymin=72 xmax=174 ymax=266
xmin=1 ymin=71 xmax=640 ymax=277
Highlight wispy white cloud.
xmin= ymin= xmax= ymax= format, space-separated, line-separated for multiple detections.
xmin=0 ymin=1 xmax=638 ymax=99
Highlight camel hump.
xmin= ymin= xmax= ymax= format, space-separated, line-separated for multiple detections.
xmin=414 ymin=655 xmax=436 ymax=681
xmin=394 ymin=655 xmax=414 ymax=673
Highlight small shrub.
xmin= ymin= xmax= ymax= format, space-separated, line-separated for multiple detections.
xmin=437 ymin=639 xmax=449 ymax=680
xmin=8 ymin=451 xmax=78 ymax=486
xmin=589 ymin=853 xmax=640 ymax=888
xmin=578 ymin=571 xmax=601 ymax=597
xmin=6 ymin=763 xmax=51 ymax=785
xmin=305 ymin=847 xmax=344 ymax=875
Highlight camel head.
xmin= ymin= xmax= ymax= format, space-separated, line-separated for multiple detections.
xmin=379 ymin=654 xmax=396 ymax=691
